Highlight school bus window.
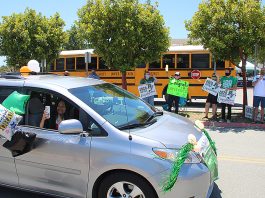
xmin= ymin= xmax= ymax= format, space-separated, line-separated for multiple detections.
xmin=66 ymin=58 xmax=75 ymax=70
xmin=56 ymin=58 xmax=64 ymax=71
xmin=99 ymin=57 xmax=108 ymax=70
xmin=149 ymin=59 xmax=161 ymax=69
xmin=88 ymin=57 xmax=97 ymax=70
xmin=177 ymin=54 xmax=189 ymax=68
xmin=49 ymin=62 xmax=54 ymax=71
xmin=136 ymin=63 xmax=146 ymax=68
xmin=76 ymin=57 xmax=85 ymax=70
xmin=163 ymin=54 xmax=175 ymax=68
xmin=216 ymin=60 xmax=225 ymax=68
xmin=191 ymin=54 xmax=209 ymax=68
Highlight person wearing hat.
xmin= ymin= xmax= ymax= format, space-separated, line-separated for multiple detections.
xmin=140 ymin=70 xmax=157 ymax=106
xmin=167 ymin=72 xmax=181 ymax=114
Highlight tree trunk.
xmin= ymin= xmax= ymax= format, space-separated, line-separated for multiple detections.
xmin=241 ymin=58 xmax=248 ymax=115
xmin=122 ymin=71 xmax=127 ymax=90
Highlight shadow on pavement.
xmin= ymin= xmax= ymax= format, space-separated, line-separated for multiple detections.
xmin=210 ymin=183 xmax=222 ymax=198
xmin=0 ymin=186 xmax=54 ymax=198
xmin=208 ymin=127 xmax=265 ymax=133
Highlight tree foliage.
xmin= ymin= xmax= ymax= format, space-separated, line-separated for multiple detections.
xmin=185 ymin=0 xmax=265 ymax=109
xmin=0 ymin=65 xmax=14 ymax=73
xmin=64 ymin=24 xmax=90 ymax=50
xmin=0 ymin=8 xmax=67 ymax=67
xmin=77 ymin=0 xmax=170 ymax=88
xmin=186 ymin=0 xmax=265 ymax=64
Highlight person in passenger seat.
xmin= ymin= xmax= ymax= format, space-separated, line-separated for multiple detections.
xmin=40 ymin=100 xmax=67 ymax=130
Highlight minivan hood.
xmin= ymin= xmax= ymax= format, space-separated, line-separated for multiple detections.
xmin=130 ymin=112 xmax=202 ymax=148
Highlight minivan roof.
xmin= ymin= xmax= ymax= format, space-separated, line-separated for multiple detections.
xmin=1 ymin=74 xmax=104 ymax=89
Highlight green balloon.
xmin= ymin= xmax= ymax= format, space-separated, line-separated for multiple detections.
xmin=2 ymin=91 xmax=30 ymax=115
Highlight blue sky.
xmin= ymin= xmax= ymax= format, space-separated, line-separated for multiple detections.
xmin=0 ymin=0 xmax=264 ymax=66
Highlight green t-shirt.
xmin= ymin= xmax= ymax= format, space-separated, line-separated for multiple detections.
xmin=140 ymin=77 xmax=156 ymax=84
xmin=220 ymin=76 xmax=237 ymax=89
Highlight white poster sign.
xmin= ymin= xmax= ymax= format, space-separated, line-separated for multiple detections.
xmin=138 ymin=83 xmax=157 ymax=99
xmin=217 ymin=89 xmax=236 ymax=105
xmin=245 ymin=105 xmax=263 ymax=121
xmin=202 ymin=78 xmax=220 ymax=96
xmin=245 ymin=106 xmax=253 ymax=119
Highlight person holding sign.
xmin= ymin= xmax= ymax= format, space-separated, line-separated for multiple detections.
xmin=220 ymin=68 xmax=237 ymax=122
xmin=252 ymin=68 xmax=265 ymax=123
xmin=203 ymin=73 xmax=220 ymax=120
xmin=140 ymin=71 xmax=157 ymax=106
xmin=167 ymin=72 xmax=183 ymax=114
xmin=88 ymin=69 xmax=100 ymax=80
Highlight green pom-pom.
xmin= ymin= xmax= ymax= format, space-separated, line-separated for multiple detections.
xmin=162 ymin=143 xmax=194 ymax=192
xmin=2 ymin=91 xmax=30 ymax=115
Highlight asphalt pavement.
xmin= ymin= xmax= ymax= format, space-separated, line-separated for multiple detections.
xmin=209 ymin=128 xmax=265 ymax=198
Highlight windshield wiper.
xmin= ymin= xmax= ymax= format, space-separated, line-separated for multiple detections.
xmin=118 ymin=119 xmax=157 ymax=130
xmin=145 ymin=110 xmax=163 ymax=123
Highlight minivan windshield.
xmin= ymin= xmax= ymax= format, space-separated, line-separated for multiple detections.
xmin=69 ymin=83 xmax=156 ymax=128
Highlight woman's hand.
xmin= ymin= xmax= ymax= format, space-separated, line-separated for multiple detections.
xmin=42 ymin=111 xmax=50 ymax=121
xmin=40 ymin=111 xmax=50 ymax=128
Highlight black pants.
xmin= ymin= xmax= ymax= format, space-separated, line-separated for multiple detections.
xmin=221 ymin=103 xmax=232 ymax=120
xmin=167 ymin=95 xmax=180 ymax=114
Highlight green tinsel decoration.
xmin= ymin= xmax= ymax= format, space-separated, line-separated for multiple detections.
xmin=202 ymin=129 xmax=217 ymax=155
xmin=162 ymin=143 xmax=194 ymax=192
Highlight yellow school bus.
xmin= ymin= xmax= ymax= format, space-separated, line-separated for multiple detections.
xmin=49 ymin=45 xmax=236 ymax=99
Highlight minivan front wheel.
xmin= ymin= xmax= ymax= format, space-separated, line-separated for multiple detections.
xmin=98 ymin=172 xmax=157 ymax=198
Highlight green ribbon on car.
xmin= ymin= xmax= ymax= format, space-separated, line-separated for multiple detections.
xmin=162 ymin=142 xmax=194 ymax=192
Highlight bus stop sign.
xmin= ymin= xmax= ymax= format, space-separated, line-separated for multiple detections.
xmin=191 ymin=70 xmax=201 ymax=79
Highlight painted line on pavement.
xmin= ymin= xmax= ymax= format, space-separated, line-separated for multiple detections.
xmin=218 ymin=155 xmax=265 ymax=165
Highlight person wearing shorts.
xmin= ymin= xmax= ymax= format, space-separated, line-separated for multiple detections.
xmin=252 ymin=68 xmax=265 ymax=123
xmin=203 ymin=73 xmax=219 ymax=120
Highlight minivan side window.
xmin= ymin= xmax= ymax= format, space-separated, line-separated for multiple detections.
xmin=24 ymin=88 xmax=105 ymax=136
xmin=0 ymin=86 xmax=22 ymax=103
xmin=0 ymin=86 xmax=24 ymax=125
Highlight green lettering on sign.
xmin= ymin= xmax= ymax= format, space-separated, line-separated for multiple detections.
xmin=167 ymin=79 xmax=189 ymax=98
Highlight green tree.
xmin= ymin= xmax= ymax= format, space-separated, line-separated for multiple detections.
xmin=64 ymin=24 xmax=90 ymax=50
xmin=0 ymin=8 xmax=67 ymax=69
xmin=77 ymin=0 xmax=170 ymax=89
xmin=185 ymin=0 xmax=265 ymax=113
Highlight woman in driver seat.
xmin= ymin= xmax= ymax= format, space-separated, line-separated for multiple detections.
xmin=40 ymin=100 xmax=67 ymax=130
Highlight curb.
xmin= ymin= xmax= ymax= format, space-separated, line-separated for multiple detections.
xmin=202 ymin=121 xmax=265 ymax=129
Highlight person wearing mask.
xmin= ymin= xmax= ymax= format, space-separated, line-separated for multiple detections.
xmin=252 ymin=68 xmax=265 ymax=124
xmin=167 ymin=72 xmax=181 ymax=114
xmin=88 ymin=69 xmax=100 ymax=80
xmin=140 ymin=71 xmax=157 ymax=106
xmin=40 ymin=100 xmax=67 ymax=130
xmin=203 ymin=73 xmax=220 ymax=120
xmin=220 ymin=68 xmax=237 ymax=123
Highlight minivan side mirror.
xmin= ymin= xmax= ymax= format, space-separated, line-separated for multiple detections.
xmin=58 ymin=119 xmax=83 ymax=134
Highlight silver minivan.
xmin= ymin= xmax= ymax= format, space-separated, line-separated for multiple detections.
xmin=0 ymin=74 xmax=217 ymax=198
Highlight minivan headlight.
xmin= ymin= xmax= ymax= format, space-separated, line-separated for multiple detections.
xmin=153 ymin=148 xmax=201 ymax=164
